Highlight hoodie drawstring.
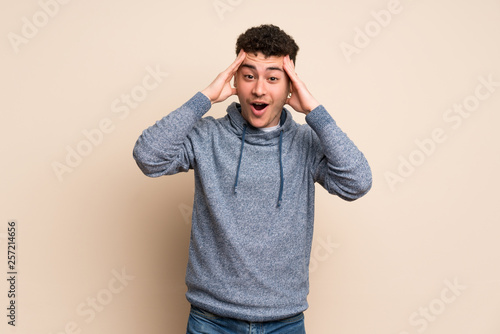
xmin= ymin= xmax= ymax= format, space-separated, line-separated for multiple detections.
xmin=277 ymin=129 xmax=284 ymax=208
xmin=233 ymin=124 xmax=285 ymax=208
xmin=234 ymin=124 xmax=247 ymax=194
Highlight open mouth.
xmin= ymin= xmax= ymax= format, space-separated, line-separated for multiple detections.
xmin=250 ymin=102 xmax=269 ymax=115
xmin=252 ymin=103 xmax=268 ymax=111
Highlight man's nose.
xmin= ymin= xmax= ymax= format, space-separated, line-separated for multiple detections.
xmin=252 ymin=79 xmax=266 ymax=96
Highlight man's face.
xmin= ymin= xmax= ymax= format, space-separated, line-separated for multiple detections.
xmin=235 ymin=52 xmax=290 ymax=128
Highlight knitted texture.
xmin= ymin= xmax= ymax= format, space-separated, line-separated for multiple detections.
xmin=133 ymin=92 xmax=372 ymax=321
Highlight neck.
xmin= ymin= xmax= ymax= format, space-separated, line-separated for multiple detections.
xmin=258 ymin=124 xmax=280 ymax=132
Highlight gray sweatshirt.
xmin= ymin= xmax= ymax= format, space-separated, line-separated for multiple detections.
xmin=133 ymin=92 xmax=372 ymax=322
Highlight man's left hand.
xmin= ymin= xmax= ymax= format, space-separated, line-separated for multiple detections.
xmin=283 ymin=55 xmax=320 ymax=115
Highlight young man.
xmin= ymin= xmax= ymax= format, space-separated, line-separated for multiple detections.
xmin=133 ymin=24 xmax=372 ymax=333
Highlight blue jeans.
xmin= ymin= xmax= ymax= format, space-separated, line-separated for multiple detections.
xmin=186 ymin=305 xmax=306 ymax=334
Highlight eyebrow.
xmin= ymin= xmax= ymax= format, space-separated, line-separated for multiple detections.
xmin=240 ymin=64 xmax=284 ymax=72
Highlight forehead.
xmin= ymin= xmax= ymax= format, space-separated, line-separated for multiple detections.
xmin=241 ymin=52 xmax=284 ymax=71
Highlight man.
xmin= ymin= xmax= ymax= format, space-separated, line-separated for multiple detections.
xmin=133 ymin=24 xmax=372 ymax=334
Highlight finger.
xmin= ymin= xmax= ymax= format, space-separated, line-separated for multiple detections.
xmin=286 ymin=55 xmax=295 ymax=69
xmin=283 ymin=55 xmax=299 ymax=82
xmin=226 ymin=50 xmax=246 ymax=76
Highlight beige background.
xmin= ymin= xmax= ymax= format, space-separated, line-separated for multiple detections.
xmin=2 ymin=0 xmax=500 ymax=333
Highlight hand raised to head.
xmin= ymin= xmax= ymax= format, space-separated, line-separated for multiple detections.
xmin=201 ymin=50 xmax=246 ymax=104
xmin=283 ymin=55 xmax=320 ymax=114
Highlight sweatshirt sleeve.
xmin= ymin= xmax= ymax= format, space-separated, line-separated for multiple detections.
xmin=305 ymin=105 xmax=372 ymax=201
xmin=132 ymin=92 xmax=212 ymax=177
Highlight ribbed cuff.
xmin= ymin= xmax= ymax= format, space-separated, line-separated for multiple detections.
xmin=185 ymin=91 xmax=212 ymax=118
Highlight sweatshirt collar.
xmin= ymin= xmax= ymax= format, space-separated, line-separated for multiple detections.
xmin=224 ymin=102 xmax=293 ymax=145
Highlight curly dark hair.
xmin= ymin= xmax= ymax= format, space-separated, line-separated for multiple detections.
xmin=235 ymin=24 xmax=299 ymax=63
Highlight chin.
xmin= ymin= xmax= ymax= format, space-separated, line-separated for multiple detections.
xmin=250 ymin=120 xmax=267 ymax=128
xmin=240 ymin=104 xmax=281 ymax=129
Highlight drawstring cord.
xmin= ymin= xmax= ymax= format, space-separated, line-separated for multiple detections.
xmin=277 ymin=129 xmax=284 ymax=208
xmin=234 ymin=124 xmax=247 ymax=194
xmin=234 ymin=124 xmax=284 ymax=208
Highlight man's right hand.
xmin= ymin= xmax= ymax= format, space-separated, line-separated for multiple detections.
xmin=201 ymin=50 xmax=246 ymax=104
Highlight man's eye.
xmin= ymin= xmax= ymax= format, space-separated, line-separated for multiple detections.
xmin=244 ymin=74 xmax=254 ymax=79
xmin=269 ymin=77 xmax=278 ymax=82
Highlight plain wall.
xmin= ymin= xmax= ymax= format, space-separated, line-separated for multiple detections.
xmin=1 ymin=0 xmax=500 ymax=333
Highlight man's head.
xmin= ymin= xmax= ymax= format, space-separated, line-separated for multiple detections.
xmin=234 ymin=25 xmax=299 ymax=128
